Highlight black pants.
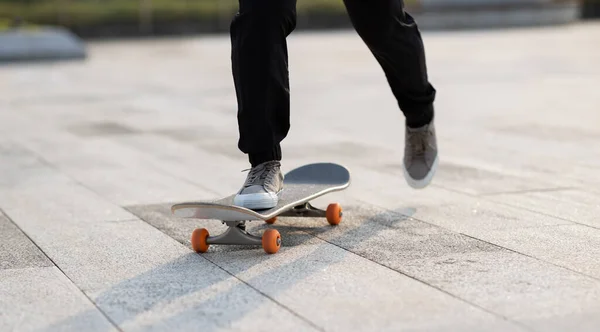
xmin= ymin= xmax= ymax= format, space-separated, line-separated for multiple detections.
xmin=230 ymin=0 xmax=436 ymax=167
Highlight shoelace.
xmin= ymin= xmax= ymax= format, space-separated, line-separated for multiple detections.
xmin=407 ymin=129 xmax=429 ymax=157
xmin=241 ymin=162 xmax=279 ymax=187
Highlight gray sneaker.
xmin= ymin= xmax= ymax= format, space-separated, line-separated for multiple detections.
xmin=233 ymin=161 xmax=284 ymax=210
xmin=403 ymin=121 xmax=438 ymax=189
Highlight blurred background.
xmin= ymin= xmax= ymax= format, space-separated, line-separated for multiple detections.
xmin=1 ymin=0 xmax=598 ymax=39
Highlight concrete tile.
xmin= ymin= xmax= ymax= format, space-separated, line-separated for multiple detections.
xmin=0 ymin=212 xmax=52 ymax=270
xmin=113 ymin=133 xmax=246 ymax=197
xmin=0 ymin=144 xmax=136 ymax=223
xmin=85 ymin=253 xmax=319 ymax=332
xmin=67 ymin=121 xmax=140 ymax=137
xmin=0 ymin=141 xmax=64 ymax=190
xmin=427 ymin=160 xmax=557 ymax=196
xmin=402 ymin=251 xmax=600 ymax=331
xmin=18 ymin=133 xmax=212 ymax=205
xmin=66 ymin=167 xmax=211 ymax=206
xmin=469 ymin=224 xmax=600 ymax=280
xmin=486 ymin=188 xmax=600 ymax=228
xmin=0 ymin=172 xmax=136 ymax=225
xmin=0 ymin=267 xmax=116 ymax=332
xmin=0 ymin=180 xmax=136 ymax=224
xmin=394 ymin=198 xmax=571 ymax=234
xmin=18 ymin=218 xmax=207 ymax=291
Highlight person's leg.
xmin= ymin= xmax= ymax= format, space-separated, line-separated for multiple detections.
xmin=231 ymin=0 xmax=297 ymax=167
xmin=230 ymin=0 xmax=297 ymax=209
xmin=343 ymin=0 xmax=438 ymax=188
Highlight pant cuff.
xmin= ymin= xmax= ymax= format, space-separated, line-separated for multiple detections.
xmin=249 ymin=145 xmax=282 ymax=167
xmin=406 ymin=105 xmax=434 ymax=128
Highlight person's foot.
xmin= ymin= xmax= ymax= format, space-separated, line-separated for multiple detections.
xmin=233 ymin=161 xmax=284 ymax=210
xmin=402 ymin=120 xmax=438 ymax=189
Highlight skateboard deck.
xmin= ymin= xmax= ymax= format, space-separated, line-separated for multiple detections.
xmin=171 ymin=162 xmax=350 ymax=254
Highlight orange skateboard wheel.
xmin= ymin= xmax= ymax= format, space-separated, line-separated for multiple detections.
xmin=326 ymin=203 xmax=342 ymax=225
xmin=262 ymin=229 xmax=281 ymax=254
xmin=265 ymin=217 xmax=277 ymax=224
xmin=191 ymin=228 xmax=210 ymax=253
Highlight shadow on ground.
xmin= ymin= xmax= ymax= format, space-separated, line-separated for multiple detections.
xmin=39 ymin=203 xmax=418 ymax=331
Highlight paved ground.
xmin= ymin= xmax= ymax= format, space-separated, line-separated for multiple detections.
xmin=1 ymin=21 xmax=600 ymax=332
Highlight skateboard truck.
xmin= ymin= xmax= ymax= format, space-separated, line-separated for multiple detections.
xmin=191 ymin=220 xmax=283 ymax=254
xmin=267 ymin=202 xmax=342 ymax=224
xmin=280 ymin=202 xmax=342 ymax=218
xmin=209 ymin=221 xmax=262 ymax=246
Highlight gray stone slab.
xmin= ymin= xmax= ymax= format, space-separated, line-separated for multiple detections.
xmin=428 ymin=161 xmax=558 ymax=196
xmin=0 ymin=143 xmax=136 ymax=223
xmin=112 ymin=133 xmax=247 ymax=197
xmin=84 ymin=252 xmax=319 ymax=332
xmin=0 ymin=212 xmax=52 ymax=270
xmin=486 ymin=188 xmax=600 ymax=228
xmin=18 ymin=133 xmax=213 ymax=205
xmin=129 ymin=203 xmax=523 ymax=331
xmin=468 ymin=224 xmax=600 ymax=280
xmin=283 ymin=205 xmax=600 ymax=330
xmin=383 ymin=197 xmax=571 ymax=234
xmin=0 ymin=178 xmax=136 ymax=225
xmin=0 ymin=267 xmax=115 ymax=332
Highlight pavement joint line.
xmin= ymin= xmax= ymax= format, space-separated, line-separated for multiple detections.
xmin=0 ymin=208 xmax=124 ymax=332
xmin=0 ymin=266 xmax=54 ymax=273
xmin=199 ymin=254 xmax=327 ymax=332
xmin=480 ymin=197 xmax=600 ymax=231
xmin=360 ymin=196 xmax=600 ymax=283
xmin=16 ymin=141 xmax=130 ymax=207
xmin=114 ymin=136 xmax=230 ymax=197
xmin=17 ymin=137 xmax=221 ymax=207
xmin=125 ymin=150 xmax=220 ymax=195
xmin=458 ymin=232 xmax=600 ymax=284
xmin=433 ymin=183 xmax=600 ymax=231
xmin=7 ymin=92 xmax=137 ymax=108
xmin=126 ymin=206 xmax=326 ymax=332
xmin=477 ymin=186 xmax=580 ymax=196
xmin=292 ymin=215 xmax=534 ymax=332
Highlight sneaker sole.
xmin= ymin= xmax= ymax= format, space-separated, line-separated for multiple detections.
xmin=403 ymin=155 xmax=439 ymax=189
xmin=233 ymin=191 xmax=279 ymax=210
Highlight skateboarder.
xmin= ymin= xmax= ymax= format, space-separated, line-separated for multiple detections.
xmin=231 ymin=0 xmax=438 ymax=210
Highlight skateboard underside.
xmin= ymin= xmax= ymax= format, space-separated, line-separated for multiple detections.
xmin=171 ymin=162 xmax=350 ymax=254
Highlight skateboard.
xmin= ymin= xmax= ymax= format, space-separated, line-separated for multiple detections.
xmin=171 ymin=162 xmax=350 ymax=254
